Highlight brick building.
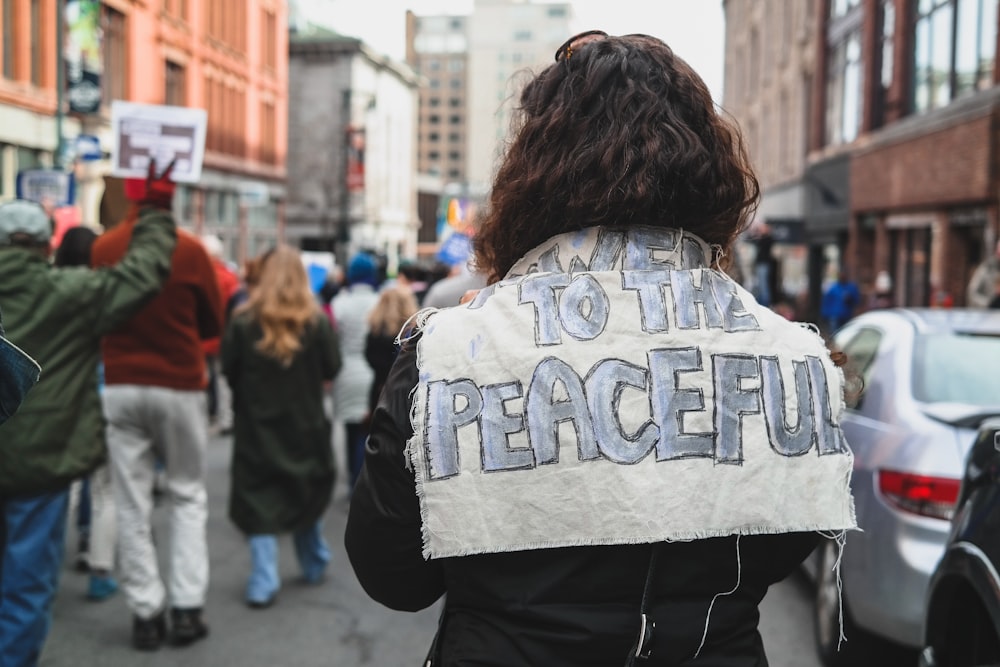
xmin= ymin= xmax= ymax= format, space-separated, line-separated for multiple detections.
xmin=0 ymin=0 xmax=289 ymax=264
xmin=725 ymin=0 xmax=999 ymax=312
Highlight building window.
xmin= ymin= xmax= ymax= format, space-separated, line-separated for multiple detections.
xmin=428 ymin=150 xmax=440 ymax=160
xmin=262 ymin=8 xmax=277 ymax=71
xmin=880 ymin=0 xmax=895 ymax=90
xmin=449 ymin=115 xmax=461 ymax=124
xmin=165 ymin=0 xmax=187 ymax=19
xmin=448 ymin=132 xmax=460 ymax=142
xmin=914 ymin=0 xmax=997 ymax=113
xmin=16 ymin=146 xmax=42 ymax=171
xmin=449 ymin=97 xmax=461 ymax=107
xmin=429 ymin=114 xmax=440 ymax=124
xmin=429 ymin=97 xmax=441 ymax=107
xmin=428 ymin=132 xmax=440 ymax=141
xmin=825 ymin=2 xmax=863 ymax=145
xmin=165 ymin=60 xmax=186 ymax=106
xmin=3 ymin=0 xmax=15 ymax=80
xmin=29 ymin=0 xmax=41 ymax=86
xmin=102 ymin=5 xmax=127 ymax=105
xmin=260 ymin=100 xmax=276 ymax=164
xmin=208 ymin=0 xmax=246 ymax=53
xmin=830 ymin=0 xmax=861 ymax=18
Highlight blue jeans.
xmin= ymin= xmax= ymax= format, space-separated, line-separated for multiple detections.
xmin=754 ymin=263 xmax=772 ymax=307
xmin=246 ymin=522 xmax=331 ymax=603
xmin=0 ymin=488 xmax=70 ymax=667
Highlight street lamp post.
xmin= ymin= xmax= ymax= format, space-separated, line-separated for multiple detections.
xmin=55 ymin=0 xmax=66 ymax=169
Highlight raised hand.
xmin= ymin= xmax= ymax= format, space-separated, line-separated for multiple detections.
xmin=139 ymin=158 xmax=178 ymax=210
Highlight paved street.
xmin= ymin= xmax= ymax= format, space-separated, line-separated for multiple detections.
xmin=40 ymin=428 xmax=886 ymax=667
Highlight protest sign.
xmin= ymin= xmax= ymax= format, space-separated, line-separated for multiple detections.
xmin=16 ymin=170 xmax=75 ymax=207
xmin=110 ymin=102 xmax=207 ymax=183
xmin=409 ymin=227 xmax=857 ymax=559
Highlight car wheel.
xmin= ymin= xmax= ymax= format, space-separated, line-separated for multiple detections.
xmin=813 ymin=538 xmax=865 ymax=666
xmin=937 ymin=587 xmax=1000 ymax=667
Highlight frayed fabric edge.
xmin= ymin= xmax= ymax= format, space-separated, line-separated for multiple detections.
xmin=817 ymin=528 xmax=851 ymax=651
xmin=396 ymin=307 xmax=440 ymax=345
xmin=416 ymin=522 xmax=860 ymax=562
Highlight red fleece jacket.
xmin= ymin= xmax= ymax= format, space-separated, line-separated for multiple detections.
xmin=92 ymin=220 xmax=223 ymax=390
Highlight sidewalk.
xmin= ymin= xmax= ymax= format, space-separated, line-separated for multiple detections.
xmin=41 ymin=429 xmax=441 ymax=667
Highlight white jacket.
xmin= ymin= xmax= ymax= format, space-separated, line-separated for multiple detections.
xmin=331 ymin=284 xmax=379 ymax=422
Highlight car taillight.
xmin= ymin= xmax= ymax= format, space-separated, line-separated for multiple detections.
xmin=877 ymin=470 xmax=961 ymax=520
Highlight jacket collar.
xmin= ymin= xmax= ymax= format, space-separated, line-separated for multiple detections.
xmin=507 ymin=226 xmax=713 ymax=278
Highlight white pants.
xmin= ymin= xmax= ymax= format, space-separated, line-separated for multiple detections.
xmin=103 ymin=385 xmax=210 ymax=619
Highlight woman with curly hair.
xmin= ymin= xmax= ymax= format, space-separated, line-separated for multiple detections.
xmin=222 ymin=245 xmax=342 ymax=608
xmin=347 ymin=32 xmax=856 ymax=666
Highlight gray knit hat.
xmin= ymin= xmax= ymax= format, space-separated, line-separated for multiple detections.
xmin=0 ymin=200 xmax=52 ymax=246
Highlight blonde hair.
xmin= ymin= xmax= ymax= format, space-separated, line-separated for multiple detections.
xmin=242 ymin=245 xmax=320 ymax=366
xmin=368 ymin=287 xmax=419 ymax=338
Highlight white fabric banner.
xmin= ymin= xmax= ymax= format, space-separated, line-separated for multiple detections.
xmin=408 ymin=227 xmax=857 ymax=559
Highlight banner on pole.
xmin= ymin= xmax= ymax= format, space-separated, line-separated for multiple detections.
xmin=64 ymin=0 xmax=103 ymax=114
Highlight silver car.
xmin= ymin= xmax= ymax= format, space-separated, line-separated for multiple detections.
xmin=809 ymin=308 xmax=1000 ymax=666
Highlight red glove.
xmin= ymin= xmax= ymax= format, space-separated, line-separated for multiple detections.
xmin=138 ymin=158 xmax=177 ymax=210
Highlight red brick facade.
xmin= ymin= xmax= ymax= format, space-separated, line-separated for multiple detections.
xmin=848 ymin=102 xmax=1000 ymax=307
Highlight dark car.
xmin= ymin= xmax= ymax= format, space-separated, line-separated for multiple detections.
xmin=920 ymin=417 xmax=1000 ymax=667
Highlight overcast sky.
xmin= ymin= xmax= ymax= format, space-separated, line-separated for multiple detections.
xmin=295 ymin=0 xmax=726 ymax=101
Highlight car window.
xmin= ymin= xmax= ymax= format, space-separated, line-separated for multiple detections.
xmin=836 ymin=327 xmax=883 ymax=408
xmin=912 ymin=333 xmax=1000 ymax=405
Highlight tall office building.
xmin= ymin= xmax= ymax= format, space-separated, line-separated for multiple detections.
xmin=407 ymin=0 xmax=571 ymax=195
xmin=406 ymin=12 xmax=470 ymax=184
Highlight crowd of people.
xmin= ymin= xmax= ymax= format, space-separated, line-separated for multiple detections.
xmin=0 ymin=154 xmax=482 ymax=663
xmin=3 ymin=26 xmax=998 ymax=667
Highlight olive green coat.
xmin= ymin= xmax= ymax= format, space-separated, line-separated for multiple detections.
xmin=0 ymin=209 xmax=176 ymax=497
xmin=222 ymin=311 xmax=342 ymax=534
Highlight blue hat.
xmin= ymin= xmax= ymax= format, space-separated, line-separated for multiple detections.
xmin=347 ymin=253 xmax=378 ymax=287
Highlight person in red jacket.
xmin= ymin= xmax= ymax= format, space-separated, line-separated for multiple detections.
xmin=91 ymin=177 xmax=224 ymax=651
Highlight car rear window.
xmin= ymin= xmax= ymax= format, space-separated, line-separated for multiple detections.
xmin=912 ymin=333 xmax=1000 ymax=405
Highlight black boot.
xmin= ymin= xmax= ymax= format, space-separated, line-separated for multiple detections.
xmin=170 ymin=607 xmax=209 ymax=646
xmin=132 ymin=611 xmax=167 ymax=651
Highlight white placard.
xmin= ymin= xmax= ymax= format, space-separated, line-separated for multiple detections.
xmin=110 ymin=101 xmax=208 ymax=183
xmin=408 ymin=227 xmax=857 ymax=559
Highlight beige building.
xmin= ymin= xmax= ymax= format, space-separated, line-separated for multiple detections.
xmin=723 ymin=0 xmax=822 ymax=310
xmin=406 ymin=0 xmax=571 ymax=196
xmin=287 ymin=29 xmax=421 ymax=268
xmin=406 ymin=12 xmax=469 ymax=184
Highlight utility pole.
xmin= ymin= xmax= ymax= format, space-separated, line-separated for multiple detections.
xmin=55 ymin=0 xmax=66 ymax=169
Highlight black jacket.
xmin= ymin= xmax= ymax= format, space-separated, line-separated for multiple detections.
xmin=346 ymin=342 xmax=820 ymax=666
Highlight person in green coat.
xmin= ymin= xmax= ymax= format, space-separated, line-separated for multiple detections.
xmin=0 ymin=162 xmax=178 ymax=667
xmin=221 ymin=244 xmax=342 ymax=608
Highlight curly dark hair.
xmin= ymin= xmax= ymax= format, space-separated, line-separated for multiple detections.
xmin=474 ymin=34 xmax=760 ymax=283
